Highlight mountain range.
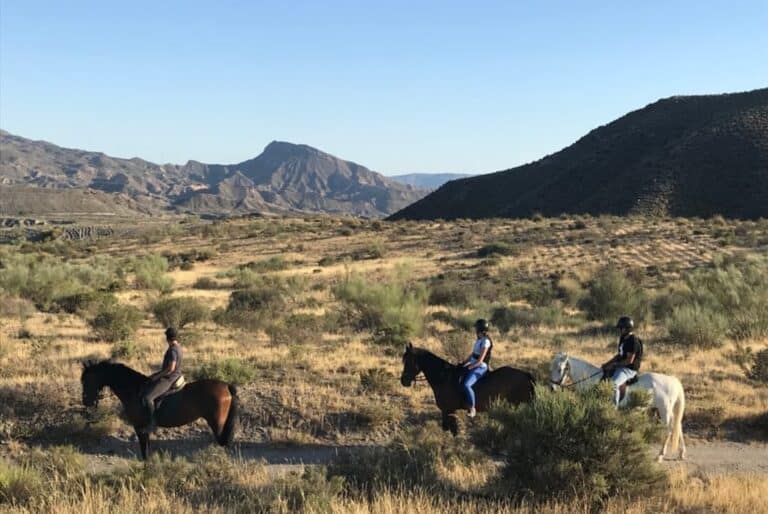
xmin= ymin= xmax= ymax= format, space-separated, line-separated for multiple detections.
xmin=388 ymin=173 xmax=472 ymax=189
xmin=391 ymin=87 xmax=768 ymax=220
xmin=0 ymin=132 xmax=426 ymax=218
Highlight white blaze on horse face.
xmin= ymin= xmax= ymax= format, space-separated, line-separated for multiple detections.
xmin=550 ymin=354 xmax=569 ymax=385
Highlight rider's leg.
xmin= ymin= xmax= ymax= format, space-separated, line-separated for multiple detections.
xmin=141 ymin=377 xmax=174 ymax=431
xmin=611 ymin=367 xmax=637 ymax=406
xmin=461 ymin=368 xmax=486 ymax=411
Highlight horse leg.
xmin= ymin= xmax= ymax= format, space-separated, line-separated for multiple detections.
xmin=448 ymin=414 xmax=459 ymax=437
xmin=441 ymin=412 xmax=451 ymax=433
xmin=657 ymin=404 xmax=673 ymax=462
xmin=136 ymin=429 xmax=150 ymax=460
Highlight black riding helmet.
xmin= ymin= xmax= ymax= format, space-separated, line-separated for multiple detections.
xmin=474 ymin=319 xmax=490 ymax=333
xmin=165 ymin=327 xmax=178 ymax=341
xmin=616 ymin=316 xmax=634 ymax=330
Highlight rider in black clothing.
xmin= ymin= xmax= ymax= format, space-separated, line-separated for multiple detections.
xmin=601 ymin=316 xmax=642 ymax=406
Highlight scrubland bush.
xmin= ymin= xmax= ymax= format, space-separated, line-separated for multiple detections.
xmin=193 ymin=358 xmax=257 ymax=385
xmin=133 ymin=255 xmax=173 ymax=293
xmin=0 ymin=460 xmax=43 ymax=506
xmin=476 ymin=241 xmax=516 ymax=258
xmin=748 ymin=348 xmax=768 ymax=383
xmin=665 ymin=304 xmax=728 ymax=348
xmin=214 ymin=288 xmax=285 ymax=329
xmin=241 ymin=255 xmax=289 ymax=272
xmin=471 ymin=385 xmax=665 ymax=505
xmin=89 ymin=303 xmax=143 ymax=342
xmin=350 ymin=239 xmax=387 ymax=260
xmin=192 ymin=276 xmax=221 ymax=289
xmin=150 ymin=296 xmax=208 ymax=328
xmin=428 ymin=275 xmax=473 ymax=307
xmin=265 ymin=313 xmax=324 ymax=346
xmin=54 ymin=291 xmax=117 ymax=317
xmin=328 ymin=423 xmax=485 ymax=494
xmin=359 ymin=367 xmax=396 ymax=394
xmin=333 ymin=266 xmax=427 ymax=345
xmin=579 ymin=266 xmax=648 ymax=324
xmin=161 ymin=248 xmax=215 ymax=270
xmin=0 ymin=253 xmax=123 ymax=310
xmin=490 ymin=305 xmax=573 ymax=333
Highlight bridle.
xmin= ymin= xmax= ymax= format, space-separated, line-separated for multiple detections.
xmin=550 ymin=361 xmax=603 ymax=388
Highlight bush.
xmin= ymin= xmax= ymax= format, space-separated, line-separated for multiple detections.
xmin=193 ymin=358 xmax=257 ymax=385
xmin=89 ymin=303 xmax=143 ymax=342
xmin=133 ymin=255 xmax=174 ymax=293
xmin=579 ymin=267 xmax=648 ymax=324
xmin=214 ymin=288 xmax=285 ymax=329
xmin=54 ymin=291 xmax=117 ymax=317
xmin=748 ymin=348 xmax=768 ymax=383
xmin=328 ymin=423 xmax=484 ymax=494
xmin=359 ymin=368 xmax=396 ymax=394
xmin=665 ymin=304 xmax=728 ymax=348
xmin=0 ymin=460 xmax=44 ymax=506
xmin=476 ymin=242 xmax=516 ymax=258
xmin=150 ymin=297 xmax=208 ymax=328
xmin=333 ymin=267 xmax=427 ymax=346
xmin=490 ymin=305 xmax=573 ymax=332
xmin=192 ymin=276 xmax=221 ymax=290
xmin=471 ymin=385 xmax=666 ymax=505
xmin=241 ymin=255 xmax=288 ymax=272
xmin=428 ymin=276 xmax=473 ymax=308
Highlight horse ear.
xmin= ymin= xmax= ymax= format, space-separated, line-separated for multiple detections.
xmin=406 ymin=342 xmax=413 ymax=351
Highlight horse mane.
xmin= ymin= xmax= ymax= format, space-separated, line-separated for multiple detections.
xmin=83 ymin=359 xmax=148 ymax=386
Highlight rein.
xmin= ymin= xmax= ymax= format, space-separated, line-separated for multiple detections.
xmin=551 ymin=370 xmax=603 ymax=388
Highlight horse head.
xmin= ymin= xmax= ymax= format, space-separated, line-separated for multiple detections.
xmin=550 ymin=352 xmax=571 ymax=389
xmin=81 ymin=359 xmax=107 ymax=407
xmin=400 ymin=342 xmax=420 ymax=387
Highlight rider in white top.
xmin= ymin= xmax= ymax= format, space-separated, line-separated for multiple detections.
xmin=459 ymin=319 xmax=492 ymax=418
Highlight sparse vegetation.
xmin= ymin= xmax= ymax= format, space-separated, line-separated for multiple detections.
xmin=193 ymin=358 xmax=257 ymax=385
xmin=89 ymin=303 xmax=143 ymax=342
xmin=150 ymin=296 xmax=209 ymax=328
xmin=579 ymin=266 xmax=649 ymax=324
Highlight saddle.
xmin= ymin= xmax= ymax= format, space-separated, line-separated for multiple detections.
xmin=154 ymin=375 xmax=186 ymax=408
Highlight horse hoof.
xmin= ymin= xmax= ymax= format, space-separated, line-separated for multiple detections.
xmin=657 ymin=455 xmax=664 ymax=463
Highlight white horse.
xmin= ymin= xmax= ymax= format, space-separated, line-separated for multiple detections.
xmin=550 ymin=352 xmax=686 ymax=462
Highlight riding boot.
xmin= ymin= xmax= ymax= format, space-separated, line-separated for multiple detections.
xmin=139 ymin=399 xmax=157 ymax=434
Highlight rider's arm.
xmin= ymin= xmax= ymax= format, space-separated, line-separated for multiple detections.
xmin=159 ymin=359 xmax=177 ymax=378
xmin=602 ymin=354 xmax=620 ymax=369
xmin=468 ymin=346 xmax=489 ymax=369
xmin=614 ymin=352 xmax=635 ymax=367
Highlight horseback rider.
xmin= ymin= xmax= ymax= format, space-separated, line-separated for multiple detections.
xmin=459 ymin=319 xmax=493 ymax=418
xmin=601 ymin=316 xmax=642 ymax=406
xmin=140 ymin=327 xmax=183 ymax=433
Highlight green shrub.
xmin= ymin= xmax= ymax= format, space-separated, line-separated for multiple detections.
xmin=748 ymin=348 xmax=768 ymax=383
xmin=333 ymin=267 xmax=427 ymax=346
xmin=242 ymin=255 xmax=288 ymax=272
xmin=490 ymin=305 xmax=573 ymax=332
xmin=428 ymin=276 xmax=473 ymax=308
xmin=579 ymin=267 xmax=648 ymax=324
xmin=54 ymin=291 xmax=117 ymax=316
xmin=350 ymin=239 xmax=386 ymax=260
xmin=665 ymin=304 xmax=728 ymax=348
xmin=359 ymin=368 xmax=396 ymax=394
xmin=193 ymin=358 xmax=257 ymax=385
xmin=150 ymin=297 xmax=208 ymax=328
xmin=192 ymin=276 xmax=221 ymax=290
xmin=328 ymin=423 xmax=484 ymax=494
xmin=471 ymin=385 xmax=665 ymax=505
xmin=476 ymin=242 xmax=516 ymax=258
xmin=133 ymin=255 xmax=174 ymax=293
xmin=0 ymin=459 xmax=44 ymax=506
xmin=89 ymin=303 xmax=143 ymax=342
xmin=214 ymin=288 xmax=285 ymax=329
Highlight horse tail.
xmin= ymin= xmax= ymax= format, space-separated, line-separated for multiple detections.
xmin=669 ymin=382 xmax=685 ymax=453
xmin=218 ymin=384 xmax=238 ymax=446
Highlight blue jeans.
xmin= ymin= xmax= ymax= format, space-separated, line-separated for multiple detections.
xmin=611 ymin=367 xmax=637 ymax=406
xmin=462 ymin=366 xmax=488 ymax=408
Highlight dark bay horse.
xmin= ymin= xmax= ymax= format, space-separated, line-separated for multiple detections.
xmin=81 ymin=360 xmax=238 ymax=459
xmin=400 ymin=343 xmax=535 ymax=435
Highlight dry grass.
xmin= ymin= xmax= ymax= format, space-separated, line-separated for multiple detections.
xmin=1 ymin=215 xmax=768 ymax=512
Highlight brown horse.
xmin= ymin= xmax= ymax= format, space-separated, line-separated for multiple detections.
xmin=81 ymin=360 xmax=238 ymax=459
xmin=400 ymin=343 xmax=535 ymax=435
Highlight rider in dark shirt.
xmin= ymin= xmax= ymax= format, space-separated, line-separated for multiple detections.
xmin=140 ymin=327 xmax=183 ymax=433
xmin=601 ymin=316 xmax=642 ymax=406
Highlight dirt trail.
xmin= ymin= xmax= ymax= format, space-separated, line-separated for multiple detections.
xmin=77 ymin=437 xmax=768 ymax=476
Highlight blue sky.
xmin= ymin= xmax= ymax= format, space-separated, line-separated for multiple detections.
xmin=1 ymin=1 xmax=766 ymax=175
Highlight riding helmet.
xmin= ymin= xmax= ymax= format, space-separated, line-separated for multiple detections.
xmin=474 ymin=319 xmax=490 ymax=333
xmin=165 ymin=327 xmax=178 ymax=340
xmin=616 ymin=316 xmax=634 ymax=330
